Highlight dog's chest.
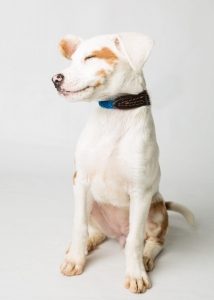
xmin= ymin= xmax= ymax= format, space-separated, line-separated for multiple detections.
xmin=75 ymin=107 xmax=156 ymax=206
xmin=77 ymin=127 xmax=131 ymax=206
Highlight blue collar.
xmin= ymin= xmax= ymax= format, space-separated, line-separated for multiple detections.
xmin=98 ymin=90 xmax=150 ymax=110
xmin=98 ymin=100 xmax=114 ymax=109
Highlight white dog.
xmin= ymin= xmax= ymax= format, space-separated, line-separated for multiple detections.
xmin=52 ymin=32 xmax=194 ymax=294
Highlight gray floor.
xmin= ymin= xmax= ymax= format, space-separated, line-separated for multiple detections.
xmin=0 ymin=141 xmax=213 ymax=300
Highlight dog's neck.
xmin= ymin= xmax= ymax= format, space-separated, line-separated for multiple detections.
xmin=98 ymin=90 xmax=150 ymax=110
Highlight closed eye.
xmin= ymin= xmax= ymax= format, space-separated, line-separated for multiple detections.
xmin=84 ymin=55 xmax=96 ymax=61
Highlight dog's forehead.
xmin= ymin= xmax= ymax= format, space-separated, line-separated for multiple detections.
xmin=77 ymin=34 xmax=116 ymax=56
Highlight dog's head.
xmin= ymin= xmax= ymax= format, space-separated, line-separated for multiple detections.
xmin=52 ymin=32 xmax=153 ymax=102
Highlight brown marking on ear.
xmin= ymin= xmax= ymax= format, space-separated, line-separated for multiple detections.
xmin=92 ymin=47 xmax=118 ymax=65
xmin=73 ymin=171 xmax=77 ymax=185
xmin=59 ymin=39 xmax=76 ymax=59
xmin=96 ymin=69 xmax=107 ymax=78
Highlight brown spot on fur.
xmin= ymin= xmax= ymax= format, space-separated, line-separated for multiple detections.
xmin=73 ymin=171 xmax=77 ymax=185
xmin=146 ymin=198 xmax=168 ymax=245
xmin=94 ymin=81 xmax=102 ymax=88
xmin=87 ymin=233 xmax=106 ymax=252
xmin=96 ymin=69 xmax=107 ymax=78
xmin=94 ymin=69 xmax=107 ymax=88
xmin=92 ymin=47 xmax=118 ymax=64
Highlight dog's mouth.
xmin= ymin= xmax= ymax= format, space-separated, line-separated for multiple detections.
xmin=57 ymin=85 xmax=92 ymax=96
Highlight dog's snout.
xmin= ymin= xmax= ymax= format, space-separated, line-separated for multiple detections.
xmin=52 ymin=73 xmax=64 ymax=88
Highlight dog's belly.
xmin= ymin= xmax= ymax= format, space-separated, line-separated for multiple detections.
xmin=91 ymin=201 xmax=129 ymax=246
xmin=88 ymin=158 xmax=131 ymax=245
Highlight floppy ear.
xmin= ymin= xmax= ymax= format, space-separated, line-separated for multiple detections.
xmin=59 ymin=35 xmax=82 ymax=59
xmin=115 ymin=32 xmax=154 ymax=72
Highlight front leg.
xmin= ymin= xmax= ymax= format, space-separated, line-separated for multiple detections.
xmin=125 ymin=188 xmax=152 ymax=293
xmin=61 ymin=177 xmax=89 ymax=276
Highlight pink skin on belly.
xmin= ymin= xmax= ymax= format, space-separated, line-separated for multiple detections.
xmin=91 ymin=201 xmax=129 ymax=247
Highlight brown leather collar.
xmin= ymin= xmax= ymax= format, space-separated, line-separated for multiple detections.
xmin=98 ymin=90 xmax=150 ymax=109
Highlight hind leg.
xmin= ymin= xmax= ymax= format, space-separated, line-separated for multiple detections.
xmin=143 ymin=240 xmax=163 ymax=272
xmin=143 ymin=194 xmax=168 ymax=272
xmin=87 ymin=221 xmax=107 ymax=253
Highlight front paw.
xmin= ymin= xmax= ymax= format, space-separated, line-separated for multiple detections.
xmin=124 ymin=273 xmax=151 ymax=294
xmin=60 ymin=258 xmax=85 ymax=276
xmin=60 ymin=249 xmax=86 ymax=276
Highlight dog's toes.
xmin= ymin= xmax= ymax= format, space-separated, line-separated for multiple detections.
xmin=60 ymin=260 xmax=85 ymax=276
xmin=143 ymin=256 xmax=155 ymax=272
xmin=124 ymin=273 xmax=151 ymax=293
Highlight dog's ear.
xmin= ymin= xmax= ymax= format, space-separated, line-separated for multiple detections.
xmin=59 ymin=35 xmax=82 ymax=59
xmin=115 ymin=32 xmax=154 ymax=72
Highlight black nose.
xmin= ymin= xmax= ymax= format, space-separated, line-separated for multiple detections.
xmin=52 ymin=73 xmax=64 ymax=88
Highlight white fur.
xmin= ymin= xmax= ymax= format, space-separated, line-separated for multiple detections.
xmin=54 ymin=32 xmax=159 ymax=291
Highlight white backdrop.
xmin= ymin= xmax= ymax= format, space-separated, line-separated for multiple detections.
xmin=0 ymin=1 xmax=213 ymax=299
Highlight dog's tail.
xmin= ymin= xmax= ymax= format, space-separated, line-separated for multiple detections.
xmin=165 ymin=201 xmax=195 ymax=226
